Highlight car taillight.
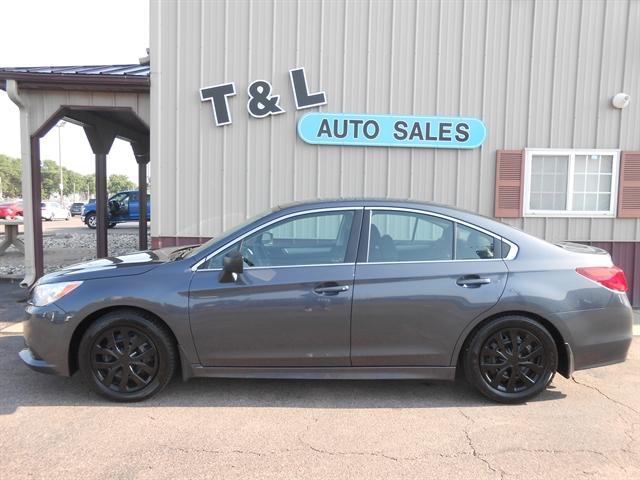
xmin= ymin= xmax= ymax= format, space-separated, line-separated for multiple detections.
xmin=576 ymin=266 xmax=628 ymax=293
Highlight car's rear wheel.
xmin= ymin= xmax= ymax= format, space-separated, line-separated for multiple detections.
xmin=78 ymin=310 xmax=177 ymax=402
xmin=464 ymin=315 xmax=557 ymax=404
xmin=85 ymin=213 xmax=97 ymax=229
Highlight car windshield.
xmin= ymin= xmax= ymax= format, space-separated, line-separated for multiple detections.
xmin=182 ymin=205 xmax=280 ymax=259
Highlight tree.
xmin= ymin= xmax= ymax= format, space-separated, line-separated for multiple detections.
xmin=40 ymin=159 xmax=60 ymax=199
xmin=107 ymin=174 xmax=136 ymax=194
xmin=0 ymin=153 xmax=132 ymax=201
xmin=0 ymin=154 xmax=22 ymax=199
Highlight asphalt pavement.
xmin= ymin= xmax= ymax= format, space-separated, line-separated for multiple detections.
xmin=0 ymin=307 xmax=639 ymax=479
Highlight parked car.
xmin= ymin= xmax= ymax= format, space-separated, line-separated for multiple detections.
xmin=21 ymin=199 xmax=632 ymax=403
xmin=0 ymin=200 xmax=23 ymax=219
xmin=41 ymin=201 xmax=70 ymax=221
xmin=70 ymin=202 xmax=85 ymax=217
xmin=81 ymin=190 xmax=150 ymax=229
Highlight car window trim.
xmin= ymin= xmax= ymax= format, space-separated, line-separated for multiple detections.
xmin=191 ymin=207 xmax=364 ymax=272
xmin=363 ymin=207 xmax=518 ymax=263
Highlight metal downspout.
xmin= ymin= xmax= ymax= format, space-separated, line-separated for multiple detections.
xmin=6 ymin=80 xmax=36 ymax=287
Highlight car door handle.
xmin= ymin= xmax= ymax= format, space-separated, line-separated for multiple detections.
xmin=313 ymin=284 xmax=350 ymax=295
xmin=456 ymin=276 xmax=491 ymax=288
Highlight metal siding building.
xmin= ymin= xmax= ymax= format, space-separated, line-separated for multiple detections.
xmin=150 ymin=0 xmax=639 ymax=246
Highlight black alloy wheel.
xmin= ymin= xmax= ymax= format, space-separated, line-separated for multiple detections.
xmin=479 ymin=328 xmax=545 ymax=393
xmin=464 ymin=316 xmax=557 ymax=404
xmin=79 ymin=310 xmax=177 ymax=402
xmin=90 ymin=327 xmax=159 ymax=394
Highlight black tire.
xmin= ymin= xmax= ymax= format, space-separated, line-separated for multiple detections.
xmin=108 ymin=222 xmax=117 ymax=228
xmin=78 ymin=310 xmax=177 ymax=402
xmin=85 ymin=213 xmax=97 ymax=229
xmin=464 ymin=315 xmax=557 ymax=404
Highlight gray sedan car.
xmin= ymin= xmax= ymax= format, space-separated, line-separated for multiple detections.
xmin=20 ymin=199 xmax=633 ymax=403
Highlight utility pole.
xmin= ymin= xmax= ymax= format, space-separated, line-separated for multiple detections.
xmin=57 ymin=121 xmax=66 ymax=204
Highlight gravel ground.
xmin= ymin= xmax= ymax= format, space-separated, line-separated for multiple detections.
xmin=0 ymin=231 xmax=151 ymax=276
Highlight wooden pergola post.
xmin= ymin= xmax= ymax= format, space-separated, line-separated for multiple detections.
xmin=83 ymin=123 xmax=117 ymax=258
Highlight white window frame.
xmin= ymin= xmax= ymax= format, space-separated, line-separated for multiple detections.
xmin=523 ymin=148 xmax=620 ymax=218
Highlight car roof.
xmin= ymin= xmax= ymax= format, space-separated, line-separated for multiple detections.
xmin=274 ymin=198 xmax=493 ymax=223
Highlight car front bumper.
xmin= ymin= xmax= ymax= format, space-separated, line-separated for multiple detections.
xmin=19 ymin=347 xmax=59 ymax=374
xmin=20 ymin=303 xmax=74 ymax=377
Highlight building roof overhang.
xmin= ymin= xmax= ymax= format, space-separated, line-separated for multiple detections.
xmin=0 ymin=64 xmax=150 ymax=93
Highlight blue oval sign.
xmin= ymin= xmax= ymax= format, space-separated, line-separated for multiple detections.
xmin=298 ymin=112 xmax=486 ymax=149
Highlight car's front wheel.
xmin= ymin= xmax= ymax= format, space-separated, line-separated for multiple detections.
xmin=464 ymin=315 xmax=557 ymax=404
xmin=85 ymin=213 xmax=97 ymax=229
xmin=78 ymin=310 xmax=177 ymax=402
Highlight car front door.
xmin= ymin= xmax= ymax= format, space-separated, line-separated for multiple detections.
xmin=350 ymin=208 xmax=508 ymax=367
xmin=109 ymin=193 xmax=128 ymax=221
xmin=188 ymin=208 xmax=362 ymax=367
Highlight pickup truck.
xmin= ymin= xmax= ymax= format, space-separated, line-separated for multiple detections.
xmin=81 ymin=190 xmax=150 ymax=229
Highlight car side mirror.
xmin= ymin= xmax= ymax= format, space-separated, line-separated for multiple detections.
xmin=219 ymin=250 xmax=244 ymax=283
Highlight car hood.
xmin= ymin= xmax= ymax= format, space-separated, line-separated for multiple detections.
xmin=36 ymin=247 xmax=187 ymax=284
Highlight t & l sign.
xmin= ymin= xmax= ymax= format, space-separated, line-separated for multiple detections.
xmin=200 ymin=67 xmax=326 ymax=126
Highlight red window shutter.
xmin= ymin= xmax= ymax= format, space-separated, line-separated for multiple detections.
xmin=494 ymin=150 xmax=524 ymax=218
xmin=618 ymin=152 xmax=640 ymax=218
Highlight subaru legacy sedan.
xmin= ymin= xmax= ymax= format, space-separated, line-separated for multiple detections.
xmin=20 ymin=199 xmax=633 ymax=403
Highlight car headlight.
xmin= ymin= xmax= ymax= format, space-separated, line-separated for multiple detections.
xmin=31 ymin=281 xmax=83 ymax=307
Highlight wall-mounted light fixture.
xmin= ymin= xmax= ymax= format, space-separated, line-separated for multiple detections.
xmin=612 ymin=92 xmax=630 ymax=109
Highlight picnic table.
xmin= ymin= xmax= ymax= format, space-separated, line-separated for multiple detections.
xmin=0 ymin=220 xmax=24 ymax=255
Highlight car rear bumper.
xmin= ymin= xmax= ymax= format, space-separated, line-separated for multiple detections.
xmin=557 ymin=295 xmax=633 ymax=372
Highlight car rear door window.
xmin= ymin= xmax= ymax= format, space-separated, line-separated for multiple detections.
xmin=455 ymin=223 xmax=496 ymax=260
xmin=368 ymin=211 xmax=454 ymax=262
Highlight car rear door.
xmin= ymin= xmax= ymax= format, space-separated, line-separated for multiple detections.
xmin=350 ymin=208 xmax=508 ymax=367
xmin=188 ymin=208 xmax=363 ymax=367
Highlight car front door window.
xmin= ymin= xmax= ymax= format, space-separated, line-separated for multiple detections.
xmin=205 ymin=210 xmax=356 ymax=269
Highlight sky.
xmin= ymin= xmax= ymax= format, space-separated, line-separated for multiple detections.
xmin=0 ymin=0 xmax=149 ymax=185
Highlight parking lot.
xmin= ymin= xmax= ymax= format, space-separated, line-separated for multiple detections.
xmin=0 ymin=279 xmax=638 ymax=479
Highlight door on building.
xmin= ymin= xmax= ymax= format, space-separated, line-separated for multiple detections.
xmin=350 ymin=209 xmax=508 ymax=367
xmin=188 ymin=208 xmax=362 ymax=367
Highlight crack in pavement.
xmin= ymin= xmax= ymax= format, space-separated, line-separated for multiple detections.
xmin=295 ymin=417 xmax=472 ymax=464
xmin=571 ymin=375 xmax=640 ymax=417
xmin=160 ymin=443 xmax=269 ymax=457
xmin=459 ymin=410 xmax=507 ymax=480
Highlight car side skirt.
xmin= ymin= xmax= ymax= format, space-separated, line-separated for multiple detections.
xmin=186 ymin=365 xmax=457 ymax=381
